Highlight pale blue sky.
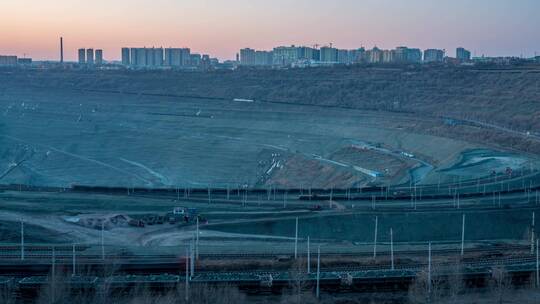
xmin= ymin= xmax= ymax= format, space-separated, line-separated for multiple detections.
xmin=1 ymin=0 xmax=539 ymax=60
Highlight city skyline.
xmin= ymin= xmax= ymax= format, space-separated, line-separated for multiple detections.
xmin=1 ymin=0 xmax=540 ymax=61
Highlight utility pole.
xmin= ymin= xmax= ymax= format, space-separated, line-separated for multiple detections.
xmin=72 ymin=243 xmax=76 ymax=277
xmin=373 ymin=216 xmax=378 ymax=258
xmin=428 ymin=242 xmax=432 ymax=294
xmin=307 ymin=236 xmax=311 ymax=274
xmin=536 ymin=239 xmax=540 ymax=288
xmin=461 ymin=214 xmax=466 ymax=256
xmin=294 ymin=217 xmax=298 ymax=259
xmin=196 ymin=217 xmax=200 ymax=260
xmin=190 ymin=237 xmax=195 ymax=277
xmin=390 ymin=228 xmax=394 ymax=270
xmin=51 ymin=246 xmax=56 ymax=303
xmin=185 ymin=247 xmax=189 ymax=302
xmin=532 ymin=212 xmax=536 ymax=255
xmin=101 ymin=222 xmax=105 ymax=260
xmin=316 ymin=246 xmax=320 ymax=299
xmin=20 ymin=220 xmax=24 ymax=261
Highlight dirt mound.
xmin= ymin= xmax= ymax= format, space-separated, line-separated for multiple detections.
xmin=65 ymin=214 xmax=131 ymax=230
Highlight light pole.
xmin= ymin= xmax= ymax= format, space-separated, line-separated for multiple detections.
xmin=373 ymin=216 xmax=378 ymax=259
xmin=294 ymin=217 xmax=298 ymax=259
xmin=20 ymin=220 xmax=24 ymax=261
xmin=316 ymin=246 xmax=320 ymax=299
xmin=461 ymin=214 xmax=466 ymax=256
xmin=307 ymin=236 xmax=311 ymax=274
xmin=390 ymin=228 xmax=394 ymax=270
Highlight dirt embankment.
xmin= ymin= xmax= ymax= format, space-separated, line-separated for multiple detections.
xmin=1 ymin=67 xmax=539 ymax=155
xmin=1 ymin=66 xmax=539 ymax=130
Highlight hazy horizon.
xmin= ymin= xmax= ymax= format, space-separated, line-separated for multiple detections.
xmin=1 ymin=0 xmax=539 ymax=61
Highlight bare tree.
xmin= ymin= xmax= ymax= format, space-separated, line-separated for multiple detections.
xmin=446 ymin=259 xmax=465 ymax=303
xmin=281 ymin=258 xmax=317 ymax=304
xmin=0 ymin=283 xmax=16 ymax=304
xmin=489 ymin=267 xmax=512 ymax=304
xmin=408 ymin=266 xmax=444 ymax=304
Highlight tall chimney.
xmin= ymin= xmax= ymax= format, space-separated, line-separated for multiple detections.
xmin=60 ymin=37 xmax=64 ymax=63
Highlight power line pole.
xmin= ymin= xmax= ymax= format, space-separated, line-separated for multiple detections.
xmin=461 ymin=214 xmax=466 ymax=256
xmin=20 ymin=220 xmax=24 ymax=261
xmin=72 ymin=243 xmax=76 ymax=277
xmin=428 ymin=242 xmax=432 ymax=294
xmin=316 ymin=246 xmax=320 ymax=299
xmin=307 ymin=236 xmax=311 ymax=274
xmin=294 ymin=217 xmax=298 ymax=259
xmin=373 ymin=216 xmax=378 ymax=259
xmin=536 ymin=239 xmax=540 ymax=288
xmin=101 ymin=222 xmax=105 ymax=260
xmin=196 ymin=217 xmax=200 ymax=260
xmin=185 ymin=247 xmax=189 ymax=302
xmin=390 ymin=228 xmax=394 ymax=270
xmin=532 ymin=212 xmax=536 ymax=255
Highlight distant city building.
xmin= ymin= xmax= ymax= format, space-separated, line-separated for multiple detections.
xmin=406 ymin=48 xmax=422 ymax=63
xmin=366 ymin=47 xmax=383 ymax=63
xmin=86 ymin=49 xmax=94 ymax=65
xmin=337 ymin=49 xmax=350 ymax=64
xmin=348 ymin=48 xmax=366 ymax=63
xmin=392 ymin=47 xmax=421 ymax=63
xmin=393 ymin=47 xmax=408 ymax=63
xmin=382 ymin=49 xmax=395 ymax=63
xmin=163 ymin=48 xmax=191 ymax=67
xmin=201 ymin=54 xmax=211 ymax=70
xmin=298 ymin=46 xmax=319 ymax=61
xmin=148 ymin=48 xmax=164 ymax=67
xmin=320 ymin=47 xmax=338 ymax=62
xmin=17 ymin=58 xmax=32 ymax=65
xmin=78 ymin=48 xmax=86 ymax=64
xmin=273 ymin=46 xmax=300 ymax=66
xmin=95 ymin=49 xmax=103 ymax=65
xmin=0 ymin=55 xmax=18 ymax=66
xmin=424 ymin=49 xmax=445 ymax=63
xmin=121 ymin=48 xmax=130 ymax=65
xmin=456 ymin=47 xmax=471 ymax=61
xmin=190 ymin=53 xmax=202 ymax=67
xmin=240 ymin=48 xmax=273 ymax=66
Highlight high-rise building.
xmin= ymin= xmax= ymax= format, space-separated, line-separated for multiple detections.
xmin=86 ymin=49 xmax=94 ymax=65
xmin=78 ymin=48 xmax=86 ymax=64
xmin=95 ymin=49 xmax=103 ymax=65
xmin=392 ymin=47 xmax=422 ymax=63
xmin=240 ymin=48 xmax=273 ymax=66
xmin=190 ymin=53 xmax=202 ymax=67
xmin=0 ymin=56 xmax=18 ymax=66
xmin=337 ymin=49 xmax=350 ymax=64
xmin=456 ymin=47 xmax=471 ymax=61
xmin=382 ymin=49 xmax=395 ymax=63
xmin=130 ymin=48 xmax=140 ymax=66
xmin=406 ymin=48 xmax=422 ymax=63
xmin=298 ymin=47 xmax=319 ymax=61
xmin=349 ymin=48 xmax=366 ymax=64
xmin=366 ymin=47 xmax=383 ymax=63
xmin=273 ymin=46 xmax=300 ymax=65
xmin=320 ymin=47 xmax=338 ymax=62
xmin=146 ymin=48 xmax=163 ymax=67
xmin=393 ymin=47 xmax=408 ymax=63
xmin=121 ymin=48 xmax=130 ymax=65
xmin=164 ymin=48 xmax=191 ymax=67
xmin=424 ymin=49 xmax=445 ymax=63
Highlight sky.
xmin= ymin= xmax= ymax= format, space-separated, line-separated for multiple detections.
xmin=1 ymin=0 xmax=540 ymax=61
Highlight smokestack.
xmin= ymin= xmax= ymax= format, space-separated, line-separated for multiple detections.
xmin=60 ymin=37 xmax=64 ymax=63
